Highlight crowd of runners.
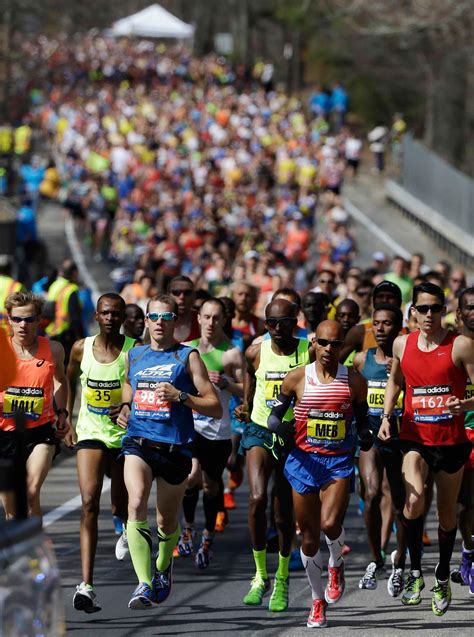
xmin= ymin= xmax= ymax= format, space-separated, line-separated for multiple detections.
xmin=0 ymin=36 xmax=473 ymax=630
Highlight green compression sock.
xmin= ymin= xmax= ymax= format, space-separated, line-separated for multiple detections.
xmin=127 ymin=520 xmax=152 ymax=586
xmin=253 ymin=548 xmax=268 ymax=580
xmin=156 ymin=525 xmax=181 ymax=572
xmin=276 ymin=552 xmax=290 ymax=579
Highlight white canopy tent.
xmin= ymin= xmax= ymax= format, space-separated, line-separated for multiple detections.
xmin=110 ymin=4 xmax=194 ymax=40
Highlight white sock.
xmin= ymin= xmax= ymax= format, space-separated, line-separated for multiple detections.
xmin=300 ymin=549 xmax=324 ymax=600
xmin=325 ymin=527 xmax=345 ymax=567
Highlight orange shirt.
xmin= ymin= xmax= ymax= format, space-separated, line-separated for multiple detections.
xmin=0 ymin=337 xmax=55 ymax=431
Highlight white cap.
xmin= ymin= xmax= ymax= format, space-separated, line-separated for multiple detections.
xmin=372 ymin=251 xmax=386 ymax=262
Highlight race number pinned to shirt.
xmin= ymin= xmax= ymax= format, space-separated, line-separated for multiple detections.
xmin=85 ymin=378 xmax=122 ymax=415
xmin=3 ymin=385 xmax=44 ymax=420
xmin=367 ymin=380 xmax=403 ymax=417
xmin=134 ymin=380 xmax=171 ymax=420
xmin=264 ymin=371 xmax=288 ymax=408
xmin=306 ymin=409 xmax=345 ymax=445
xmin=412 ymin=385 xmax=453 ymax=422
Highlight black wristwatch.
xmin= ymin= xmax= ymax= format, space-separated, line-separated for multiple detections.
xmin=56 ymin=408 xmax=69 ymax=418
xmin=178 ymin=391 xmax=188 ymax=403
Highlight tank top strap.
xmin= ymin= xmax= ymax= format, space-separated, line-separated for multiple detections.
xmin=80 ymin=336 xmax=96 ymax=377
xmin=36 ymin=336 xmax=53 ymax=361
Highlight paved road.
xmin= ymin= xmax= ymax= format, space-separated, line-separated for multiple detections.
xmin=41 ymin=452 xmax=472 ymax=636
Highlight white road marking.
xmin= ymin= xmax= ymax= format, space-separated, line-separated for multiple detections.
xmin=43 ymin=478 xmax=111 ymax=528
xmin=64 ymin=215 xmax=101 ymax=304
xmin=343 ymin=198 xmax=411 ymax=260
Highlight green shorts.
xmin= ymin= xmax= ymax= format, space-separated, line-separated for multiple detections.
xmin=239 ymin=421 xmax=292 ymax=462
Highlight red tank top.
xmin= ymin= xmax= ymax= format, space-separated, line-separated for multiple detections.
xmin=0 ymin=336 xmax=56 ymax=431
xmin=294 ymin=363 xmax=353 ymax=455
xmin=400 ymin=331 xmax=467 ymax=445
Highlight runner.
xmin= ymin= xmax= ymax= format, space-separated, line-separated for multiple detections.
xmin=238 ymin=299 xmax=312 ymax=612
xmin=335 ymin=299 xmax=360 ymax=337
xmin=353 ymin=304 xmax=407 ymax=596
xmin=379 ymin=282 xmax=474 ymax=615
xmin=167 ymin=276 xmax=200 ymax=343
xmin=123 ymin=304 xmax=145 ymax=343
xmin=66 ymin=293 xmax=135 ymax=614
xmin=450 ymin=286 xmax=474 ymax=593
xmin=0 ymin=291 xmax=69 ymax=518
xmin=178 ymin=298 xmax=244 ymax=568
xmin=231 ymin=281 xmax=264 ymax=349
xmin=301 ymin=292 xmax=329 ymax=341
xmin=268 ymin=319 xmax=371 ymax=628
xmin=339 ymin=281 xmax=403 ymax=363
xmin=116 ymin=294 xmax=221 ymax=609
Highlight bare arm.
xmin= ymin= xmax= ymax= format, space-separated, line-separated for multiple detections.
xmin=339 ymin=323 xmax=364 ymax=363
xmin=51 ymin=341 xmax=69 ymax=438
xmin=66 ymin=339 xmax=84 ymax=423
xmin=185 ymin=350 xmax=222 ymax=418
xmin=117 ymin=354 xmax=133 ymax=429
xmin=379 ymin=335 xmax=407 ymax=441
xmin=352 ymin=350 xmax=367 ymax=375
xmin=236 ymin=343 xmax=259 ymax=422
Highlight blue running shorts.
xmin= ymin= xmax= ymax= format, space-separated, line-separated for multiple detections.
xmin=284 ymin=446 xmax=354 ymax=494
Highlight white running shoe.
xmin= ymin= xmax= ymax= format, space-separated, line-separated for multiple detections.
xmin=115 ymin=530 xmax=129 ymax=560
xmin=359 ymin=561 xmax=385 ymax=590
xmin=387 ymin=550 xmax=404 ymax=597
xmin=73 ymin=582 xmax=101 ymax=613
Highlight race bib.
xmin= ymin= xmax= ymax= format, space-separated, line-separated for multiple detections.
xmin=134 ymin=381 xmax=171 ymax=420
xmin=264 ymin=371 xmax=287 ymax=408
xmin=367 ymin=380 xmax=403 ymax=417
xmin=84 ymin=378 xmax=122 ymax=415
xmin=412 ymin=385 xmax=452 ymax=423
xmin=3 ymin=386 xmax=44 ymax=420
xmin=466 ymin=379 xmax=474 ymax=401
xmin=306 ymin=409 xmax=346 ymax=445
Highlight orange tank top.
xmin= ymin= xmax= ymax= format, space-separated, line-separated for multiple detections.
xmin=0 ymin=336 xmax=56 ymax=431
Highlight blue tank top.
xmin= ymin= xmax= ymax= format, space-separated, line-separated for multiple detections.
xmin=361 ymin=348 xmax=403 ymax=434
xmin=125 ymin=344 xmax=196 ymax=445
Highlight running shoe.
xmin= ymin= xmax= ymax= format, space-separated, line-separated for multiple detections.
xmin=459 ymin=546 xmax=474 ymax=585
xmin=242 ymin=576 xmax=270 ymax=605
xmin=268 ymin=575 xmax=289 ymax=612
xmin=431 ymin=572 xmax=451 ymax=616
xmin=307 ymin=599 xmax=328 ymax=628
xmin=450 ymin=567 xmax=464 ymax=585
xmin=215 ymin=510 xmax=228 ymax=533
xmin=115 ymin=530 xmax=129 ymax=561
xmin=422 ymin=531 xmax=431 ymax=547
xmin=73 ymin=582 xmax=101 ymax=613
xmin=359 ymin=561 xmax=385 ymax=590
xmin=195 ymin=536 xmax=213 ymax=570
xmin=470 ymin=565 xmax=474 ymax=596
xmin=325 ymin=562 xmax=345 ymax=604
xmin=152 ymin=560 xmax=173 ymax=604
xmin=113 ymin=515 xmax=124 ymax=535
xmin=228 ymin=468 xmax=243 ymax=490
xmin=224 ymin=491 xmax=236 ymax=510
xmin=387 ymin=550 xmax=404 ymax=598
xmin=289 ymin=548 xmax=304 ymax=572
xmin=401 ymin=570 xmax=425 ymax=605
xmin=177 ymin=526 xmax=195 ymax=556
xmin=128 ymin=582 xmax=155 ymax=610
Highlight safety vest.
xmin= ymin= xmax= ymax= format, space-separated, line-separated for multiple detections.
xmin=14 ymin=125 xmax=32 ymax=155
xmin=0 ymin=276 xmax=23 ymax=333
xmin=0 ymin=125 xmax=13 ymax=153
xmin=45 ymin=277 xmax=79 ymax=336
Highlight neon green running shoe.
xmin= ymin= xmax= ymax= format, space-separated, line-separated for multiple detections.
xmin=401 ymin=570 xmax=425 ymax=605
xmin=268 ymin=575 xmax=289 ymax=612
xmin=431 ymin=576 xmax=451 ymax=616
xmin=243 ymin=576 xmax=270 ymax=605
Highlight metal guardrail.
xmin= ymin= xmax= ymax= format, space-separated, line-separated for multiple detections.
xmin=385 ymin=179 xmax=474 ymax=271
xmin=401 ymin=135 xmax=473 ymax=236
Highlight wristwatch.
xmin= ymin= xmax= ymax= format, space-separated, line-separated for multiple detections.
xmin=178 ymin=391 xmax=189 ymax=403
xmin=381 ymin=413 xmax=391 ymax=420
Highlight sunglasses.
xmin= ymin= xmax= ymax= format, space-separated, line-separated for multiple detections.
xmin=318 ymin=279 xmax=334 ymax=285
xmin=315 ymin=338 xmax=344 ymax=347
xmin=414 ymin=304 xmax=444 ymax=314
xmin=265 ymin=317 xmax=297 ymax=329
xmin=10 ymin=315 xmax=37 ymax=324
xmin=170 ymin=289 xmax=193 ymax=297
xmin=146 ymin=312 xmax=176 ymax=322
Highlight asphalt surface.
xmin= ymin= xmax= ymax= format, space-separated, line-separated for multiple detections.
xmin=41 ymin=451 xmax=473 ymax=636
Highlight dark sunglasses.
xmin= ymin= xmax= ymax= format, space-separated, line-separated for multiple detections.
xmin=315 ymin=338 xmax=344 ymax=347
xmin=414 ymin=304 xmax=444 ymax=314
xmin=318 ymin=279 xmax=334 ymax=285
xmin=170 ymin=289 xmax=193 ymax=297
xmin=10 ymin=315 xmax=37 ymax=324
xmin=265 ymin=316 xmax=297 ymax=329
xmin=146 ymin=311 xmax=176 ymax=322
